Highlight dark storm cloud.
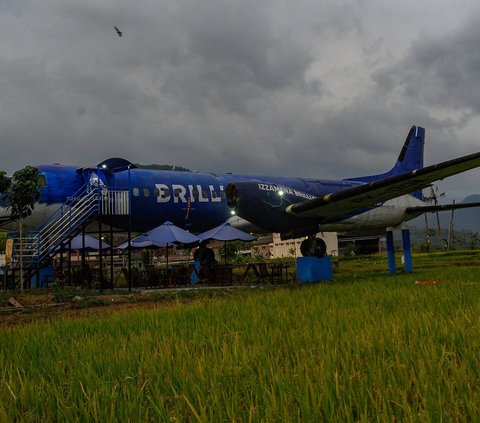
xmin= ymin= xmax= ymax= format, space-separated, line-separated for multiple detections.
xmin=0 ymin=0 xmax=321 ymax=174
xmin=363 ymin=13 xmax=480 ymax=187
xmin=180 ymin=2 xmax=312 ymax=90
xmin=374 ymin=16 xmax=480 ymax=115
xmin=0 ymin=0 xmax=363 ymax=176
xmin=1 ymin=0 xmax=480 ymax=202
xmin=149 ymin=0 xmax=318 ymax=122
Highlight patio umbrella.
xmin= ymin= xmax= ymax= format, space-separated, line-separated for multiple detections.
xmin=145 ymin=221 xmax=200 ymax=247
xmin=57 ymin=234 xmax=111 ymax=251
xmin=117 ymin=234 xmax=155 ymax=249
xmin=70 ymin=234 xmax=110 ymax=251
xmin=197 ymin=222 xmax=256 ymax=264
xmin=197 ymin=222 xmax=256 ymax=243
xmin=144 ymin=221 xmax=200 ymax=268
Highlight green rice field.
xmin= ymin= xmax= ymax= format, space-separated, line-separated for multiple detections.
xmin=2 ymin=251 xmax=480 ymax=421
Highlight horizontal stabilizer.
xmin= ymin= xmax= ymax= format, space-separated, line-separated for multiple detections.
xmin=286 ymin=151 xmax=480 ymax=221
xmin=406 ymin=202 xmax=480 ymax=215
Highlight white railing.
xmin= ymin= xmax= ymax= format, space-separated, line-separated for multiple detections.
xmin=100 ymin=190 xmax=130 ymax=215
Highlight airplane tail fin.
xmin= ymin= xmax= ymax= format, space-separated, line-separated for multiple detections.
xmin=347 ymin=125 xmax=425 ymax=199
xmin=387 ymin=125 xmax=425 ymax=176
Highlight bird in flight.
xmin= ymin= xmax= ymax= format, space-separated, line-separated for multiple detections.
xmin=114 ymin=26 xmax=123 ymax=37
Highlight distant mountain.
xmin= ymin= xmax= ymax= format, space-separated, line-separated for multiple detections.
xmin=439 ymin=194 xmax=480 ymax=232
xmin=406 ymin=225 xmax=479 ymax=250
xmin=411 ymin=193 xmax=480 ymax=235
xmin=135 ymin=164 xmax=191 ymax=172
xmin=462 ymin=195 xmax=480 ymax=202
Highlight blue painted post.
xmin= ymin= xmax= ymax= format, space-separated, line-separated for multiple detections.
xmin=402 ymin=229 xmax=413 ymax=273
xmin=386 ymin=230 xmax=396 ymax=274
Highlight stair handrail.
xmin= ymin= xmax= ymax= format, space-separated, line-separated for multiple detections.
xmin=11 ymin=185 xmax=130 ymax=268
xmin=12 ymin=185 xmax=100 ymax=264
xmin=33 ymin=185 xmax=95 ymax=234
xmin=38 ymin=196 xmax=98 ymax=260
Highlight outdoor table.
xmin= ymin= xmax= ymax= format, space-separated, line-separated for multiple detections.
xmin=268 ymin=262 xmax=291 ymax=284
xmin=241 ymin=262 xmax=291 ymax=284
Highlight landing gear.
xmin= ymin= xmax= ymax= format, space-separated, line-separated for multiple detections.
xmin=300 ymin=237 xmax=327 ymax=258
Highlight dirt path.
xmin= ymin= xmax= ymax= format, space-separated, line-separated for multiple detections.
xmin=0 ymin=285 xmax=260 ymax=327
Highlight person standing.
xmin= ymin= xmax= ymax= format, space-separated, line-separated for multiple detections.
xmin=192 ymin=241 xmax=216 ymax=283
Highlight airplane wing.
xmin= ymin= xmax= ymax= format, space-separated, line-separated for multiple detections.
xmin=286 ymin=151 xmax=480 ymax=221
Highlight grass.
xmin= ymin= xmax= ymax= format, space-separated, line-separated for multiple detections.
xmin=1 ymin=251 xmax=480 ymax=421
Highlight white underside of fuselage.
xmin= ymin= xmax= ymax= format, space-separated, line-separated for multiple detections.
xmin=317 ymin=194 xmax=425 ymax=232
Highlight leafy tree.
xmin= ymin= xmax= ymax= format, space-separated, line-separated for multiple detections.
xmin=469 ymin=232 xmax=479 ymax=250
xmin=219 ymin=241 xmax=238 ymax=261
xmin=219 ymin=241 xmax=254 ymax=264
xmin=4 ymin=166 xmax=42 ymax=220
xmin=2 ymin=166 xmax=42 ymax=290
xmin=0 ymin=171 xmax=11 ymax=194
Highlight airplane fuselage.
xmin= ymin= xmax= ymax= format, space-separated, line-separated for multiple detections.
xmin=0 ymin=163 xmax=424 ymax=235
xmin=2 ymin=126 xmax=477 ymax=240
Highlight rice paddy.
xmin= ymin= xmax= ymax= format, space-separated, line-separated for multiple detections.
xmin=2 ymin=251 xmax=480 ymax=421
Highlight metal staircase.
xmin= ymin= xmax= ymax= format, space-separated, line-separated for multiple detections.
xmin=9 ymin=185 xmax=130 ymax=287
xmin=15 ymin=186 xmax=98 ymax=264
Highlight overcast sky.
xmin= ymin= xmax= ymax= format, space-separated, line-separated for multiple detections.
xmin=1 ymin=0 xmax=480 ymax=200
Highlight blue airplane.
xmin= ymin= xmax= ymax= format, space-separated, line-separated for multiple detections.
xmin=1 ymin=125 xmax=480 ymax=259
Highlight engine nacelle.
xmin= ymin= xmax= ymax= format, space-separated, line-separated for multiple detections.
xmin=226 ymin=181 xmax=319 ymax=234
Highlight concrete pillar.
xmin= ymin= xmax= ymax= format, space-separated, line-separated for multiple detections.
xmin=386 ymin=230 xmax=396 ymax=274
xmin=402 ymin=229 xmax=413 ymax=273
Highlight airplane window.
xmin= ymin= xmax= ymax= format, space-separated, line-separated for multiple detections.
xmin=133 ymin=188 xmax=139 ymax=197
xmin=221 ymin=191 xmax=226 ymax=199
xmin=154 ymin=188 xmax=160 ymax=197
xmin=143 ymin=188 xmax=150 ymax=197
xmin=192 ymin=189 xmax=199 ymax=199
xmin=202 ymin=190 xmax=208 ymax=198
xmin=38 ymin=175 xmax=47 ymax=186
xmin=174 ymin=189 xmax=181 ymax=197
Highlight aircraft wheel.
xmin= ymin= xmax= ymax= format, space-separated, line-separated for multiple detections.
xmin=300 ymin=237 xmax=327 ymax=258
